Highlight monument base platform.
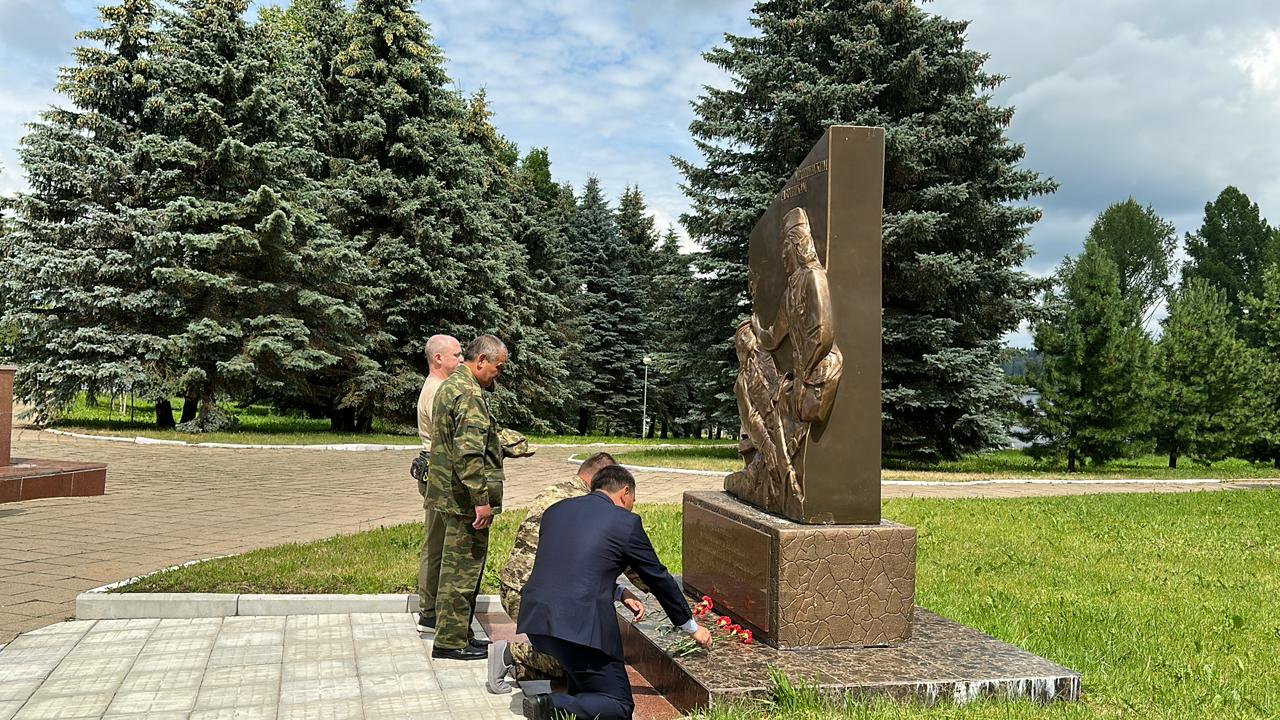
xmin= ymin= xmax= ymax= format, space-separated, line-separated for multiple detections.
xmin=0 ymin=459 xmax=107 ymax=504
xmin=618 ymin=599 xmax=1081 ymax=712
xmin=683 ymin=490 xmax=916 ymax=648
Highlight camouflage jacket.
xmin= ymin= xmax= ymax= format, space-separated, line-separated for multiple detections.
xmin=425 ymin=365 xmax=505 ymax=516
xmin=499 ymin=480 xmax=649 ymax=594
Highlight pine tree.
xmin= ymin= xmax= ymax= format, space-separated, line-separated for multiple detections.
xmin=141 ymin=0 xmax=366 ymax=431
xmin=1 ymin=0 xmax=174 ymax=424
xmin=1022 ymin=241 xmax=1151 ymax=471
xmin=1085 ymin=198 xmax=1176 ymax=322
xmin=1242 ymin=265 xmax=1280 ymax=467
xmin=565 ymin=179 xmax=648 ymax=434
xmin=1183 ymin=186 xmax=1277 ymax=320
xmin=675 ymin=0 xmax=1056 ymax=459
xmin=1150 ymin=279 xmax=1262 ymax=468
xmin=328 ymin=0 xmax=520 ymax=429
xmin=648 ymin=227 xmax=700 ymax=438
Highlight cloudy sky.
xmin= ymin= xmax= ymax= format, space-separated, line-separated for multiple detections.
xmin=2 ymin=0 xmax=1279 ymax=345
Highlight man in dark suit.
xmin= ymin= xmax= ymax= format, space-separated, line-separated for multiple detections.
xmin=517 ymin=465 xmax=712 ymax=720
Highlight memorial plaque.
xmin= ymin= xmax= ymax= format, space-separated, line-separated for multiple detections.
xmin=682 ymin=496 xmax=772 ymax=634
xmin=726 ymin=126 xmax=884 ymax=525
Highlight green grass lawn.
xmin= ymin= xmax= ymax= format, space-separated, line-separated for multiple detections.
xmin=45 ymin=395 xmax=732 ymax=447
xmin=117 ymin=490 xmax=1280 ymax=717
xmin=608 ymin=446 xmax=1280 ymax=481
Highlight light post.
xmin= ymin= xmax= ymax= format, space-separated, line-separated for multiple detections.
xmin=641 ymin=355 xmax=652 ymax=438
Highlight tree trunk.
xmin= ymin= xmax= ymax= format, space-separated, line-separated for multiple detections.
xmin=647 ymin=418 xmax=655 ymax=439
xmin=578 ymin=408 xmax=589 ymax=436
xmin=179 ymin=394 xmax=199 ymax=424
xmin=660 ymin=416 xmax=669 ymax=439
xmin=155 ymin=398 xmax=176 ymax=429
xmin=330 ymin=407 xmax=356 ymax=432
xmin=1067 ymin=449 xmax=1077 ymax=473
xmin=715 ymin=427 xmax=722 ymax=440
xmin=1168 ymin=447 xmax=1179 ymax=470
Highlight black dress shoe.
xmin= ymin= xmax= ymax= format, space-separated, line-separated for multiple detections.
xmin=522 ymin=693 xmax=554 ymax=720
xmin=431 ymin=644 xmax=487 ymax=661
xmin=417 ymin=614 xmax=435 ymax=630
xmin=469 ymin=637 xmax=491 ymax=648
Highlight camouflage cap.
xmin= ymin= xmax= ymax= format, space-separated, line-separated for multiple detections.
xmin=498 ymin=428 xmax=535 ymax=458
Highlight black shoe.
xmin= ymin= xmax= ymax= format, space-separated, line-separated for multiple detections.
xmin=522 ymin=693 xmax=554 ymax=720
xmin=417 ymin=614 xmax=435 ymax=630
xmin=469 ymin=637 xmax=491 ymax=648
xmin=431 ymin=644 xmax=487 ymax=661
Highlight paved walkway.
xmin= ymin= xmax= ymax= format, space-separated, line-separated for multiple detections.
xmin=0 ymin=614 xmax=527 ymax=720
xmin=0 ymin=428 xmax=1263 ymax=644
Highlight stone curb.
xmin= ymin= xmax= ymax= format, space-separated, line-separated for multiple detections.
xmin=562 ymin=456 xmax=1235 ymax=486
xmin=76 ymin=592 xmax=503 ymax=619
xmin=42 ymin=428 xmax=731 ymax=452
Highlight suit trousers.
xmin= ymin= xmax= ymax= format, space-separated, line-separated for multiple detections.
xmin=526 ymin=633 xmax=633 ymax=720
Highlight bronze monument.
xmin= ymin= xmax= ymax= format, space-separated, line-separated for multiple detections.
xmin=683 ymin=127 xmax=917 ymax=648
xmin=620 ymin=126 xmax=1080 ymax=708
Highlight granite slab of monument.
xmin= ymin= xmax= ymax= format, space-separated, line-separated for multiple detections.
xmin=0 ymin=366 xmax=107 ymax=503
xmin=620 ymin=127 xmax=1080 ymax=709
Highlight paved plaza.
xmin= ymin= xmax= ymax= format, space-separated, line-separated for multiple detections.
xmin=0 ymin=613 xmax=527 ymax=720
xmin=0 ymin=427 xmax=1257 ymax=645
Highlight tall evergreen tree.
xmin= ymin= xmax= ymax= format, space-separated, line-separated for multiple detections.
xmin=328 ymin=0 xmax=519 ymax=429
xmin=1242 ymin=266 xmax=1280 ymax=467
xmin=675 ymin=0 xmax=1056 ymax=460
xmin=1022 ymin=241 xmax=1150 ymax=472
xmin=567 ymin=178 xmax=648 ymax=434
xmin=1150 ymin=279 xmax=1262 ymax=468
xmin=1183 ymin=186 xmax=1277 ymax=319
xmin=142 ymin=0 xmax=366 ymax=431
xmin=1 ymin=0 xmax=174 ymax=424
xmin=1085 ymin=198 xmax=1176 ymax=323
xmin=647 ymin=227 xmax=699 ymax=438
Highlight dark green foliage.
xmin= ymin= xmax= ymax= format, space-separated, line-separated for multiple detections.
xmin=675 ymin=0 xmax=1055 ymax=459
xmin=2 ymin=0 xmax=165 ymax=422
xmin=1085 ymin=198 xmax=1177 ymax=321
xmin=143 ymin=0 xmax=366 ymax=430
xmin=646 ymin=228 xmax=701 ymax=438
xmin=1022 ymin=241 xmax=1151 ymax=472
xmin=327 ymin=0 xmax=520 ymax=429
xmin=1183 ymin=186 xmax=1278 ymax=320
xmin=1150 ymin=279 xmax=1262 ymax=468
xmin=1242 ymin=266 xmax=1280 ymax=467
xmin=567 ymin=178 xmax=651 ymax=435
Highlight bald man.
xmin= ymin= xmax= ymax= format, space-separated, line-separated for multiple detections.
xmin=416 ymin=334 xmax=464 ymax=629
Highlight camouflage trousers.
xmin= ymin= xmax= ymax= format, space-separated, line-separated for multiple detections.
xmin=434 ymin=512 xmax=489 ymax=651
xmin=417 ymin=508 xmax=446 ymax=619
xmin=499 ymin=580 xmax=564 ymax=680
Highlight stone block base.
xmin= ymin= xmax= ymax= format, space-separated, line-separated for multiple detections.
xmin=618 ymin=598 xmax=1081 ymax=713
xmin=682 ymin=490 xmax=915 ymax=649
xmin=0 ymin=459 xmax=107 ymax=504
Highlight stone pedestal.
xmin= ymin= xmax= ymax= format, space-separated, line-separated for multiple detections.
xmin=0 ymin=366 xmax=108 ymax=504
xmin=682 ymin=491 xmax=916 ymax=649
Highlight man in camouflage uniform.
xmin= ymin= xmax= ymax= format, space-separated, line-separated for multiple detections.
xmin=486 ymin=453 xmax=649 ymax=692
xmin=414 ymin=334 xmax=463 ymax=631
xmin=425 ymin=334 xmax=533 ymax=661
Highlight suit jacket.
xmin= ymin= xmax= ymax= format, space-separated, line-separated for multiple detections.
xmin=517 ymin=492 xmax=693 ymax=660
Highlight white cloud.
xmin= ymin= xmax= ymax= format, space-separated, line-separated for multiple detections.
xmin=1233 ymin=28 xmax=1280 ymax=100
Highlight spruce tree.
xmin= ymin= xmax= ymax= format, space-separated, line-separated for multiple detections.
xmin=328 ymin=0 xmax=520 ymax=429
xmin=566 ymin=178 xmax=648 ymax=434
xmin=1242 ymin=266 xmax=1280 ymax=467
xmin=1 ymin=0 xmax=173 ymax=424
xmin=1022 ymin=241 xmax=1151 ymax=471
xmin=1150 ymin=279 xmax=1262 ymax=468
xmin=648 ymin=227 xmax=699 ymax=438
xmin=142 ymin=0 xmax=366 ymax=431
xmin=675 ymin=0 xmax=1056 ymax=459
xmin=1085 ymin=198 xmax=1176 ymax=322
xmin=1183 ymin=186 xmax=1277 ymax=319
